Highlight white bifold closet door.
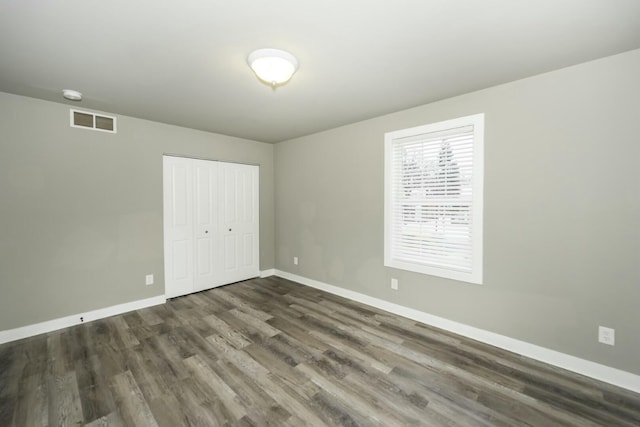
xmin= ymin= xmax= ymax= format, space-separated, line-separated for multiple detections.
xmin=163 ymin=155 xmax=259 ymax=298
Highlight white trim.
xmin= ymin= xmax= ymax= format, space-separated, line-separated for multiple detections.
xmin=0 ymin=295 xmax=166 ymax=345
xmin=260 ymin=268 xmax=275 ymax=278
xmin=274 ymin=269 xmax=640 ymax=393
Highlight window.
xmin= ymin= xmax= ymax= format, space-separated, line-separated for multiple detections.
xmin=384 ymin=114 xmax=484 ymax=284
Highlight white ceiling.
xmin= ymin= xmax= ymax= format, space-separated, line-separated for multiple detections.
xmin=1 ymin=1 xmax=639 ymax=143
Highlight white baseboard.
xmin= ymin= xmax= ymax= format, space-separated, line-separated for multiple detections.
xmin=0 ymin=295 xmax=166 ymax=345
xmin=260 ymin=268 xmax=276 ymax=278
xmin=274 ymin=269 xmax=640 ymax=394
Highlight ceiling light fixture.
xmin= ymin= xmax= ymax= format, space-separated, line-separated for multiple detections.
xmin=62 ymin=89 xmax=82 ymax=101
xmin=247 ymin=48 xmax=298 ymax=87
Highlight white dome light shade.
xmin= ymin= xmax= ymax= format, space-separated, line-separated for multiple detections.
xmin=247 ymin=48 xmax=298 ymax=86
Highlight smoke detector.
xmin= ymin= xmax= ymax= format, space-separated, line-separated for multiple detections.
xmin=62 ymin=89 xmax=82 ymax=101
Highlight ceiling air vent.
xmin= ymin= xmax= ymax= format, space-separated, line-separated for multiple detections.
xmin=70 ymin=109 xmax=117 ymax=133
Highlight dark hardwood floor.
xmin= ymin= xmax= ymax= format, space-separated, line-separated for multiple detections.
xmin=1 ymin=276 xmax=639 ymax=426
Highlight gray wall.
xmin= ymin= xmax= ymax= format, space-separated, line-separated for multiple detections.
xmin=0 ymin=92 xmax=274 ymax=330
xmin=274 ymin=49 xmax=640 ymax=374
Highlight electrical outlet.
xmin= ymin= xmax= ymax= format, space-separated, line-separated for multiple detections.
xmin=598 ymin=326 xmax=615 ymax=346
xmin=145 ymin=274 xmax=154 ymax=286
xmin=391 ymin=278 xmax=398 ymax=290
xmin=293 ymin=256 xmax=298 ymax=265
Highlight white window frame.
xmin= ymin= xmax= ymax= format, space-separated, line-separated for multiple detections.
xmin=384 ymin=113 xmax=484 ymax=284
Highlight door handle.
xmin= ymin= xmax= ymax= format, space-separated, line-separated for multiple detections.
xmin=205 ymin=230 xmax=208 ymax=234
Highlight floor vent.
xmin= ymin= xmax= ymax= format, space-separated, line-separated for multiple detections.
xmin=70 ymin=109 xmax=117 ymax=133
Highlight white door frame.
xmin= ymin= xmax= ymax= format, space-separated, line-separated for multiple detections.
xmin=163 ymin=155 xmax=259 ymax=298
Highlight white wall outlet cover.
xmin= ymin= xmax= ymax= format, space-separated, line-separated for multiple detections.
xmin=598 ymin=326 xmax=615 ymax=346
xmin=294 ymin=257 xmax=298 ymax=265
xmin=145 ymin=274 xmax=154 ymax=285
xmin=391 ymin=278 xmax=398 ymax=290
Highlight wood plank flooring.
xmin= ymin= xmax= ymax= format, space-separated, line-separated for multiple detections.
xmin=1 ymin=276 xmax=639 ymax=426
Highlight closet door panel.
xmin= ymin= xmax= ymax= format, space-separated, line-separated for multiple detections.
xmin=219 ymin=163 xmax=259 ymax=284
xmin=193 ymin=160 xmax=218 ymax=292
xmin=163 ymin=157 xmax=194 ymax=298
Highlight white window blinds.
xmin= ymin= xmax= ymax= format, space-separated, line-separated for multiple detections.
xmin=384 ymin=114 xmax=484 ymax=284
